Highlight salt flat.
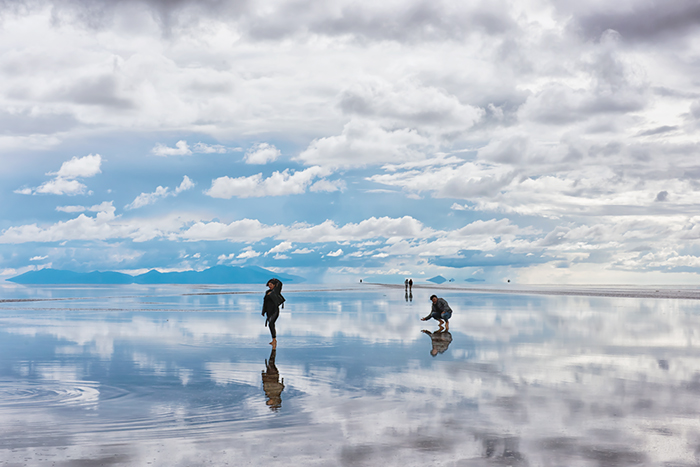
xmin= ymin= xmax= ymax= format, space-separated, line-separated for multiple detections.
xmin=1 ymin=282 xmax=700 ymax=466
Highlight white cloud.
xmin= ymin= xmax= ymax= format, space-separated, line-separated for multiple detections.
xmin=57 ymin=202 xmax=113 ymax=213
xmin=339 ymin=78 xmax=483 ymax=133
xmin=193 ymin=142 xmax=227 ymax=154
xmin=368 ymin=159 xmax=516 ymax=200
xmin=266 ymin=241 xmax=293 ymax=256
xmin=0 ymin=213 xmax=439 ymax=246
xmin=125 ymin=186 xmax=169 ymax=210
xmin=125 ymin=176 xmax=194 ymax=210
xmin=182 ymin=219 xmax=283 ymax=242
xmin=244 ymin=143 xmax=281 ymax=164
xmin=30 ymin=255 xmax=48 ymax=261
xmin=56 ymin=205 xmax=86 ymax=213
xmin=205 ymin=166 xmax=331 ymax=199
xmin=310 ymin=179 xmax=346 ymax=193
xmin=18 ymin=154 xmax=103 ymax=196
xmin=51 ymin=154 xmax=102 ymax=179
xmin=280 ymin=216 xmax=436 ymax=243
xmin=237 ymin=247 xmax=260 ymax=259
xmin=291 ymin=248 xmax=314 ymax=254
xmin=35 ymin=178 xmax=89 ymax=196
xmin=217 ymin=253 xmax=236 ymax=263
xmin=174 ymin=175 xmax=195 ymax=194
xmin=0 ymin=203 xmax=120 ymax=244
xmin=152 ymin=140 xmax=192 ymax=156
xmin=297 ymin=119 xmax=428 ymax=168
xmin=327 ymin=249 xmax=344 ymax=257
xmin=88 ymin=201 xmax=116 ymax=212
xmin=152 ymin=141 xmax=231 ymax=156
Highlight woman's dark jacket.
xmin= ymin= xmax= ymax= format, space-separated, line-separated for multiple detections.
xmin=262 ymin=289 xmax=285 ymax=321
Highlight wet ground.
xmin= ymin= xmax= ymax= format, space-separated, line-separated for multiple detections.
xmin=2 ymin=282 xmax=700 ymax=466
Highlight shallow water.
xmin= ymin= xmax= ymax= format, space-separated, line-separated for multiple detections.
xmin=2 ymin=283 xmax=700 ymax=466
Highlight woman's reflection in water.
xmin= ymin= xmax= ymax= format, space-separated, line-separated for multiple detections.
xmin=405 ymin=291 xmax=413 ymax=302
xmin=262 ymin=348 xmax=285 ymax=411
xmin=421 ymin=329 xmax=452 ymax=356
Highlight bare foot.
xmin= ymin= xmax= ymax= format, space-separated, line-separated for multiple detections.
xmin=420 ymin=317 xmax=429 ymax=321
xmin=270 ymin=338 xmax=277 ymax=349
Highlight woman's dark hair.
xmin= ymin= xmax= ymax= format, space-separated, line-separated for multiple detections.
xmin=429 ymin=294 xmax=437 ymax=300
xmin=267 ymin=278 xmax=283 ymax=294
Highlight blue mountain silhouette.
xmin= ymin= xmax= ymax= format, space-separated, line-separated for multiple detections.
xmin=426 ymin=275 xmax=447 ymax=284
xmin=7 ymin=265 xmax=305 ymax=284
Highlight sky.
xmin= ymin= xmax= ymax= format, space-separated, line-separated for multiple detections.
xmin=1 ymin=0 xmax=700 ymax=284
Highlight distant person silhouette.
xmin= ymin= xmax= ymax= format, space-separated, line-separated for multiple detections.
xmin=421 ymin=295 xmax=452 ymax=331
xmin=422 ymin=329 xmax=453 ymax=356
xmin=262 ymin=348 xmax=284 ymax=410
xmin=405 ymin=278 xmax=409 ymax=291
xmin=408 ymin=278 xmax=413 ymax=292
xmin=262 ymin=278 xmax=285 ymax=349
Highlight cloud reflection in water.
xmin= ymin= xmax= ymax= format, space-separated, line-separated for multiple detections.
xmin=1 ymin=284 xmax=700 ymax=465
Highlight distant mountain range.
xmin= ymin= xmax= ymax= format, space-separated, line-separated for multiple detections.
xmin=427 ymin=275 xmax=447 ymax=284
xmin=6 ymin=265 xmax=305 ymax=285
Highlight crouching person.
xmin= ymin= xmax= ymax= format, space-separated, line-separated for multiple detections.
xmin=421 ymin=295 xmax=452 ymax=331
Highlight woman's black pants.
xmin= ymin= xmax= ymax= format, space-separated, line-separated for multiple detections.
xmin=267 ymin=311 xmax=279 ymax=338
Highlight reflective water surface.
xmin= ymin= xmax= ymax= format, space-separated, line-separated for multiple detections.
xmin=2 ymin=282 xmax=700 ymax=466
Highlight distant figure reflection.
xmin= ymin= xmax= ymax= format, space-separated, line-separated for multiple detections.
xmin=405 ymin=291 xmax=413 ymax=302
xmin=262 ymin=348 xmax=285 ymax=411
xmin=422 ymin=329 xmax=452 ymax=356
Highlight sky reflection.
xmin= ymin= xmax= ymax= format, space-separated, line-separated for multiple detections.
xmin=2 ymin=283 xmax=700 ymax=465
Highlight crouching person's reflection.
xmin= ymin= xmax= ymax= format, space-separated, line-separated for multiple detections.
xmin=262 ymin=348 xmax=285 ymax=411
xmin=422 ymin=329 xmax=452 ymax=356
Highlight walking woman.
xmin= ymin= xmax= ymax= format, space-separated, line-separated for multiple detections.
xmin=262 ymin=278 xmax=285 ymax=348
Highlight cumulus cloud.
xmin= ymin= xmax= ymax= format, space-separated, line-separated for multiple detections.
xmin=369 ymin=159 xmax=517 ymax=199
xmin=310 ymin=179 xmax=346 ymax=193
xmin=126 ymin=186 xmax=170 ymax=210
xmin=125 ymin=176 xmax=194 ymax=210
xmin=35 ymin=178 xmax=89 ymax=195
xmin=152 ymin=141 xmax=192 ymax=156
xmin=327 ymin=249 xmax=343 ymax=257
xmin=0 ymin=214 xmax=438 ymax=245
xmin=193 ymin=142 xmax=228 ymax=154
xmin=297 ymin=119 xmax=429 ymax=168
xmin=205 ymin=166 xmax=333 ymax=198
xmin=566 ymin=0 xmax=700 ymax=42
xmin=237 ymin=247 xmax=260 ymax=259
xmin=56 ymin=205 xmax=87 ymax=213
xmin=339 ymin=79 xmax=483 ymax=132
xmin=153 ymin=141 xmax=233 ymax=156
xmin=57 ymin=202 xmax=115 ymax=214
xmin=266 ymin=241 xmax=293 ymax=256
xmin=244 ymin=143 xmax=281 ymax=164
xmin=51 ymin=154 xmax=103 ymax=178
xmin=30 ymin=255 xmax=48 ymax=261
xmin=174 ymin=175 xmax=195 ymax=194
xmin=16 ymin=154 xmax=102 ymax=196
xmin=217 ymin=253 xmax=236 ymax=263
